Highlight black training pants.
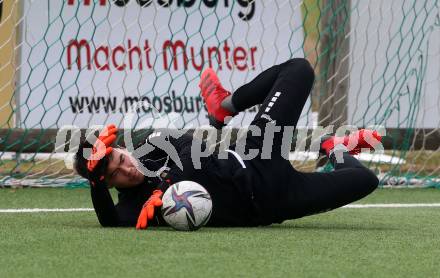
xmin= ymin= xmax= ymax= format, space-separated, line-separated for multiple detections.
xmin=231 ymin=58 xmax=379 ymax=224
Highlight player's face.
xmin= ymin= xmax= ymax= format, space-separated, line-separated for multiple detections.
xmin=105 ymin=148 xmax=145 ymax=188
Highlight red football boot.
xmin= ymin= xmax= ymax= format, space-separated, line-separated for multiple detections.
xmin=320 ymin=129 xmax=382 ymax=156
xmin=199 ymin=68 xmax=234 ymax=129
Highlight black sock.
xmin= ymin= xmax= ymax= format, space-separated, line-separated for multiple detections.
xmin=221 ymin=95 xmax=238 ymax=114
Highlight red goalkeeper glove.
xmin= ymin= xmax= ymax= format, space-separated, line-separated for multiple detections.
xmin=86 ymin=124 xmax=118 ymax=185
xmin=136 ymin=190 xmax=163 ymax=230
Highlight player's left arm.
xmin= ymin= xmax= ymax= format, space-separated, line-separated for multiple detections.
xmin=136 ymin=131 xmax=208 ymax=229
xmin=136 ymin=131 xmax=204 ymax=229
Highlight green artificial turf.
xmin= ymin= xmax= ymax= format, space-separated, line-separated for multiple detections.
xmin=0 ymin=188 xmax=439 ymax=277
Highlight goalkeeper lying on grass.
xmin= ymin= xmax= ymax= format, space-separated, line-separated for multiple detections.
xmin=74 ymin=58 xmax=381 ymax=229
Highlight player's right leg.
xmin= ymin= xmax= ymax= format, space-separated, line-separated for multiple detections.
xmin=199 ymin=59 xmax=305 ymax=128
xmin=243 ymin=58 xmax=315 ymax=159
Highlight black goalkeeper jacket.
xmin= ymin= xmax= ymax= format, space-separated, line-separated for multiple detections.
xmin=90 ymin=130 xmax=259 ymax=228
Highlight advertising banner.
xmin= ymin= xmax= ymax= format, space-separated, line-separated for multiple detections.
xmin=19 ymin=0 xmax=307 ymax=129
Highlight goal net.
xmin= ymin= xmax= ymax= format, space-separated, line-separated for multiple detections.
xmin=0 ymin=0 xmax=439 ymax=187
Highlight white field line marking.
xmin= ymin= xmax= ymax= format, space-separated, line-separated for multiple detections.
xmin=1 ymin=204 xmax=440 ymax=213
xmin=0 ymin=208 xmax=94 ymax=213
xmin=344 ymin=203 xmax=440 ymax=208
